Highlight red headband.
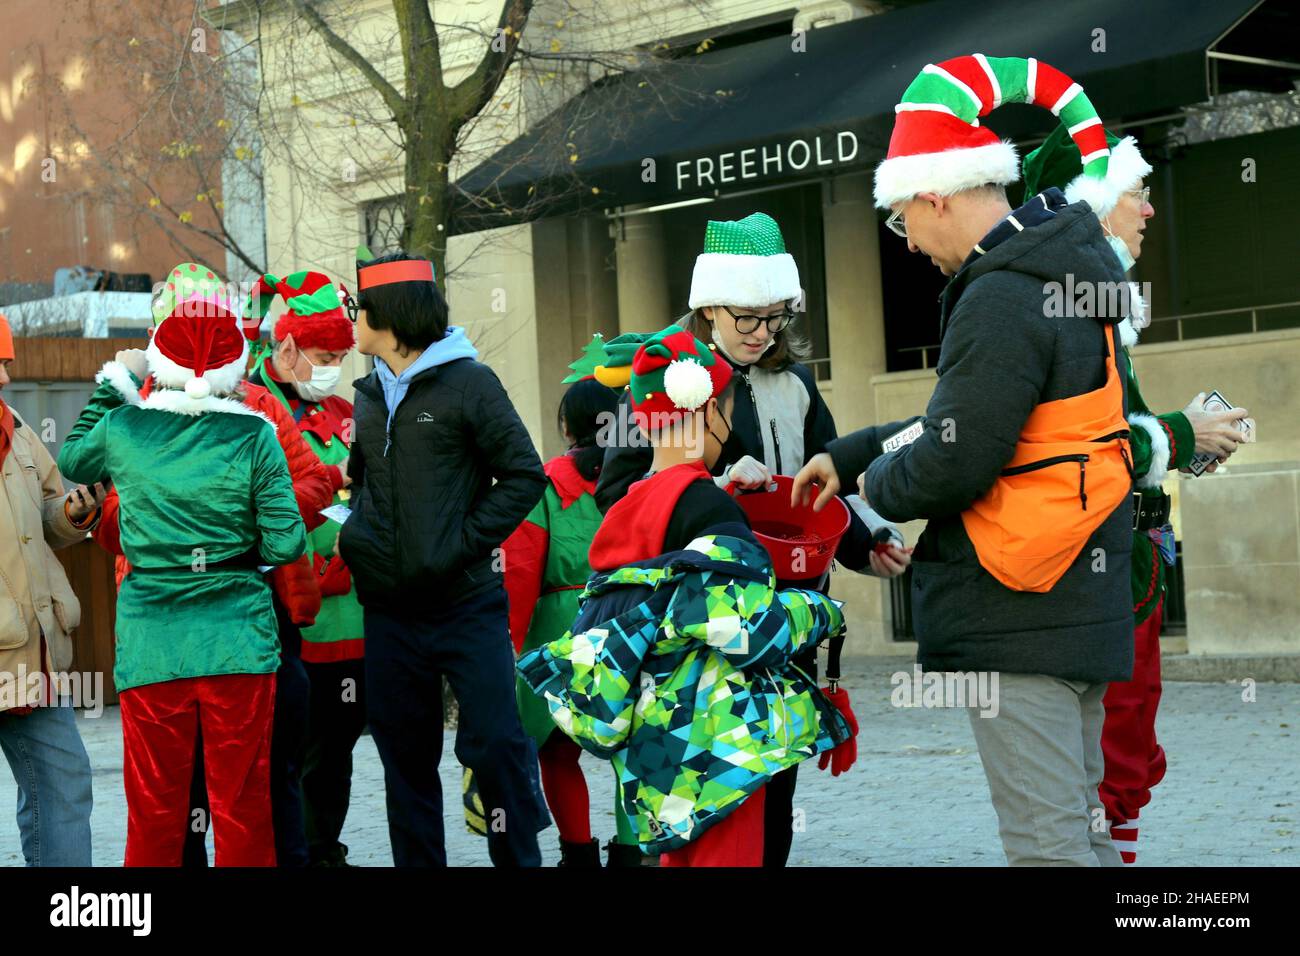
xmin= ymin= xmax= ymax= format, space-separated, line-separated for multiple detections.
xmin=357 ymin=260 xmax=435 ymax=290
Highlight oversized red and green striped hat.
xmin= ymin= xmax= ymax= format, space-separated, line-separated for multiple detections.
xmin=245 ymin=270 xmax=354 ymax=352
xmin=875 ymin=54 xmax=1117 ymax=213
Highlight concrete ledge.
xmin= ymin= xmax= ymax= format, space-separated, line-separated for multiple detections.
xmin=841 ymin=653 xmax=1300 ymax=683
xmin=1159 ymin=654 xmax=1300 ymax=683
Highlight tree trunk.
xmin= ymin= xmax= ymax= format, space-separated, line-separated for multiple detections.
xmin=402 ymin=128 xmax=452 ymax=293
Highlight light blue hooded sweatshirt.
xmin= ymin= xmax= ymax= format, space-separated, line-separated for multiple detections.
xmin=373 ymin=325 xmax=479 ymax=454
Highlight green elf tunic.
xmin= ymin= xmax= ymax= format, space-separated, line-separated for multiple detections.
xmin=58 ymin=373 xmax=306 ymax=692
xmin=249 ymin=355 xmax=363 ymax=662
xmin=502 ymin=452 xmax=604 ymax=747
xmin=1122 ymin=317 xmax=1196 ymax=625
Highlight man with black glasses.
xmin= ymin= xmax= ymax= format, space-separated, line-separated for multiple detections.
xmin=338 ymin=251 xmax=547 ymax=867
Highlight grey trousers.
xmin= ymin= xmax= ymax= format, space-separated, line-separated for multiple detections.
xmin=966 ymin=672 xmax=1123 ymax=867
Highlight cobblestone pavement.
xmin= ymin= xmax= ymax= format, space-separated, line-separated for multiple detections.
xmin=3 ymin=659 xmax=1296 ymax=866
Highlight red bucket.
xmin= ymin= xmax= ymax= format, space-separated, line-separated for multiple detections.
xmin=732 ymin=475 xmax=849 ymax=580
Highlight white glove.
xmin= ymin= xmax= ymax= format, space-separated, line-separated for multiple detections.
xmin=847 ymin=495 xmax=904 ymax=548
xmin=714 ymin=455 xmax=772 ymax=491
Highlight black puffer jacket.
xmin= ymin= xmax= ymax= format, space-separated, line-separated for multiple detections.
xmin=828 ymin=199 xmax=1134 ymax=684
xmin=339 ymin=355 xmax=545 ymax=610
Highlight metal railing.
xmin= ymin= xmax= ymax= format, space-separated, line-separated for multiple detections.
xmin=890 ymin=300 xmax=1300 ymax=371
xmin=1147 ymin=299 xmax=1300 ymax=340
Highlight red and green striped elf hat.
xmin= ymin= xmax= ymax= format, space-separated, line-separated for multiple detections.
xmin=245 ymin=271 xmax=355 ymax=352
xmin=628 ymin=325 xmax=732 ymax=426
xmin=874 ymin=54 xmax=1119 ymax=215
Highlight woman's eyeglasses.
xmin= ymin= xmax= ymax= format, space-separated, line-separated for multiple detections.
xmin=721 ymin=304 xmax=794 ymax=335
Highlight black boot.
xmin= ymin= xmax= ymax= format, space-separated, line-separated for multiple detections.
xmin=605 ymin=840 xmax=643 ymax=868
xmin=313 ymin=843 xmax=353 ymax=867
xmin=557 ymin=838 xmax=601 ymax=868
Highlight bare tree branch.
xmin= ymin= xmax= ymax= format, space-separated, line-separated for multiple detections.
xmin=284 ymin=0 xmax=409 ymax=124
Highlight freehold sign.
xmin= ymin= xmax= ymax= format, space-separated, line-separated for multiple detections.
xmin=673 ymin=130 xmax=861 ymax=192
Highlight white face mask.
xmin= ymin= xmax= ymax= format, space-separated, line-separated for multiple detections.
xmin=293 ymin=356 xmax=342 ymax=401
xmin=1102 ymin=224 xmax=1136 ymax=273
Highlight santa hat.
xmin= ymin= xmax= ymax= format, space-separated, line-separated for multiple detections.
xmin=245 ymin=271 xmax=354 ymax=352
xmin=627 ymin=325 xmax=732 ymax=426
xmin=1021 ymin=125 xmax=1152 ymax=218
xmin=688 ymin=212 xmax=801 ymax=310
xmin=147 ymin=263 xmax=248 ymax=400
xmin=874 ymin=54 xmax=1117 ymax=211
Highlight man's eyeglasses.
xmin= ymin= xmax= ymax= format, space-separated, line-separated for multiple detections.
xmin=1126 ymin=186 xmax=1151 ymax=206
xmin=885 ymin=207 xmax=908 ymax=238
xmin=340 ymin=288 xmax=360 ymax=323
xmin=721 ymin=304 xmax=794 ymax=335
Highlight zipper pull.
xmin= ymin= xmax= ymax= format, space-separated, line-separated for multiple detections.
xmin=1119 ymin=440 xmax=1134 ymax=479
xmin=769 ymin=418 xmax=783 ymax=475
xmin=1079 ymin=459 xmax=1088 ymax=511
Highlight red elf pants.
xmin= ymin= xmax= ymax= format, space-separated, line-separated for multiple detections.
xmin=120 ymin=673 xmax=277 ymax=867
xmin=1099 ymin=600 xmax=1167 ymax=832
xmin=660 ymin=787 xmax=765 ymax=868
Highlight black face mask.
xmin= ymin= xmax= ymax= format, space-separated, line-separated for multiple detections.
xmin=707 ymin=406 xmax=733 ymax=451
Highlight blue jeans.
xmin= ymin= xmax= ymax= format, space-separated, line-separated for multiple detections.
xmin=0 ymin=701 xmax=94 ymax=866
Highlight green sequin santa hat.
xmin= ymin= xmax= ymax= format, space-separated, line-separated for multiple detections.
xmin=688 ymin=212 xmax=801 ymax=309
xmin=628 ymin=325 xmax=732 ymax=425
xmin=1021 ymin=124 xmax=1152 ymax=218
xmin=874 ymin=54 xmax=1124 ymax=215
xmin=245 ymin=271 xmax=355 ymax=351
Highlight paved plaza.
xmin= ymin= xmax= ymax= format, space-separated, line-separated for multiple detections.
xmin=3 ymin=658 xmax=1296 ymax=867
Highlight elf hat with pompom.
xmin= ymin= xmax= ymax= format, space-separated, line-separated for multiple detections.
xmin=628 ymin=325 xmax=732 ymax=426
xmin=874 ymin=54 xmax=1118 ymax=212
xmin=245 ymin=271 xmax=355 ymax=352
xmin=1021 ymin=124 xmax=1151 ymax=218
xmin=688 ymin=212 xmax=801 ymax=310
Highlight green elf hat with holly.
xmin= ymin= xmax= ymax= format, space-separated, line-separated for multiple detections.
xmin=874 ymin=54 xmax=1121 ymax=214
xmin=1020 ymin=124 xmax=1151 ymax=218
xmin=561 ymin=332 xmax=652 ymax=389
xmin=245 ymin=271 xmax=355 ymax=351
xmin=688 ymin=212 xmax=801 ymax=309
xmin=628 ymin=325 xmax=732 ymax=426
xmin=147 ymin=261 xmax=248 ymax=399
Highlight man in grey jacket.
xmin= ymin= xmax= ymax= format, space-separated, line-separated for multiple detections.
xmin=795 ymin=55 xmax=1138 ymax=865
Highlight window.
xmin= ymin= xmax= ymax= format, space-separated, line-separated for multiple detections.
xmin=363 ymin=196 xmax=406 ymax=254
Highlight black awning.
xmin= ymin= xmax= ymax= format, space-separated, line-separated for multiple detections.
xmin=451 ymin=0 xmax=1287 ymax=234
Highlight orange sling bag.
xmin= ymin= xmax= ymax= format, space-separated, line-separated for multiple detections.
xmin=961 ymin=324 xmax=1132 ymax=593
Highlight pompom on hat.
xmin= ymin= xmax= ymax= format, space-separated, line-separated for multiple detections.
xmin=874 ymin=54 xmax=1124 ymax=213
xmin=688 ymin=212 xmax=801 ymax=310
xmin=245 ymin=270 xmax=355 ymax=352
xmin=627 ymin=325 xmax=732 ymax=427
xmin=1021 ymin=124 xmax=1152 ymax=218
